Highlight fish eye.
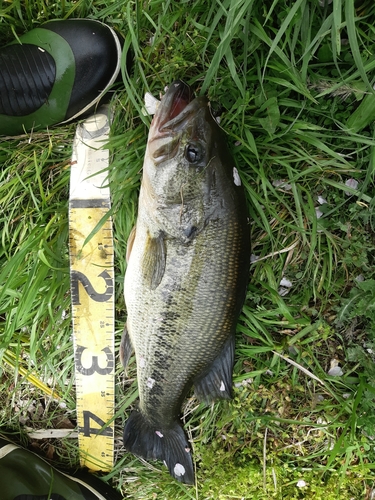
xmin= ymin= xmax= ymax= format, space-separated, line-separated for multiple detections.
xmin=184 ymin=142 xmax=203 ymax=164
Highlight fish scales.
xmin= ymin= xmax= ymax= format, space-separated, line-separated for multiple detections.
xmin=127 ymin=217 xmax=245 ymax=417
xmin=121 ymin=80 xmax=250 ymax=484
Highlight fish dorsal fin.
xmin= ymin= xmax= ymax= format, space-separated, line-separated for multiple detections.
xmin=193 ymin=334 xmax=235 ymax=403
xmin=142 ymin=231 xmax=166 ymax=290
xmin=126 ymin=225 xmax=136 ymax=263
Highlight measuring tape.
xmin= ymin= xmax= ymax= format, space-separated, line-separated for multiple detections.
xmin=69 ymin=106 xmax=114 ymax=471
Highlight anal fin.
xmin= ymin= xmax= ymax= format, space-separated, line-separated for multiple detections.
xmin=120 ymin=322 xmax=133 ymax=368
xmin=193 ymin=335 xmax=235 ymax=403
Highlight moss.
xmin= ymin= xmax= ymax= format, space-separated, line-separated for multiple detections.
xmin=196 ymin=445 xmax=366 ymax=499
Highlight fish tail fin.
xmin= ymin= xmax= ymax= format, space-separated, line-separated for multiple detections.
xmin=123 ymin=411 xmax=194 ymax=484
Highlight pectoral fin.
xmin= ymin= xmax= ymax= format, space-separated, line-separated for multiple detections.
xmin=193 ymin=335 xmax=234 ymax=403
xmin=142 ymin=231 xmax=166 ymax=290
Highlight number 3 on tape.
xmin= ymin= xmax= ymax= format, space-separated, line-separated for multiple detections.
xmin=69 ymin=107 xmax=114 ymax=471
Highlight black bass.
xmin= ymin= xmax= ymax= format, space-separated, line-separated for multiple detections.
xmin=121 ymin=80 xmax=250 ymax=484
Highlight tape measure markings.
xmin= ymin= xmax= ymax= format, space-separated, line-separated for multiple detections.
xmin=69 ymin=107 xmax=115 ymax=471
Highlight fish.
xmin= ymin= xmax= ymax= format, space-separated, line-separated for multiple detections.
xmin=121 ymin=80 xmax=250 ymax=484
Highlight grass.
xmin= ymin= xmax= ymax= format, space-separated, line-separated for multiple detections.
xmin=1 ymin=0 xmax=375 ymax=498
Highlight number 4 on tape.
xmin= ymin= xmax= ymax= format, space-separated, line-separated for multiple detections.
xmin=69 ymin=106 xmax=115 ymax=471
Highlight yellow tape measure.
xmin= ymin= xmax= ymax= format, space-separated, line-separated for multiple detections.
xmin=69 ymin=107 xmax=114 ymax=471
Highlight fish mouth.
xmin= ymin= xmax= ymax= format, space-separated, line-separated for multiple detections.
xmin=150 ymin=80 xmax=203 ymax=138
xmin=161 ymin=80 xmax=194 ymax=124
xmin=149 ymin=80 xmax=208 ymax=163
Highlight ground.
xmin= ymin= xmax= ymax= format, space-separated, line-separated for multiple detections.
xmin=1 ymin=1 xmax=375 ymax=498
